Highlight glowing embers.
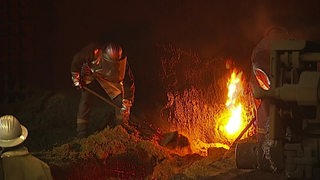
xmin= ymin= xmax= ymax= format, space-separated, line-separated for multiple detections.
xmin=217 ymin=69 xmax=247 ymax=142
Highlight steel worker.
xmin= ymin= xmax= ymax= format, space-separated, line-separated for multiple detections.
xmin=71 ymin=42 xmax=135 ymax=138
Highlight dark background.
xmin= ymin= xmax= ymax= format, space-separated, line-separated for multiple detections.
xmin=2 ymin=0 xmax=320 ymax=114
xmin=1 ymin=2 xmax=320 ymax=178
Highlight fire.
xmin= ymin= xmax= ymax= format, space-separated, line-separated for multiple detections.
xmin=225 ymin=104 xmax=242 ymax=135
xmin=160 ymin=48 xmax=256 ymax=155
xmin=218 ymin=70 xmax=247 ymax=142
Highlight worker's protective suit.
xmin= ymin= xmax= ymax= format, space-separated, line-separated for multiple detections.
xmin=71 ymin=42 xmax=135 ymax=137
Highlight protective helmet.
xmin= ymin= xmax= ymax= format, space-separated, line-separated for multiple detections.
xmin=251 ymin=26 xmax=289 ymax=91
xmin=263 ymin=26 xmax=289 ymax=38
xmin=0 ymin=115 xmax=28 ymax=148
xmin=102 ymin=43 xmax=123 ymax=61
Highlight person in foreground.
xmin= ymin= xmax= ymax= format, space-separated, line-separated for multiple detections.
xmin=0 ymin=115 xmax=53 ymax=180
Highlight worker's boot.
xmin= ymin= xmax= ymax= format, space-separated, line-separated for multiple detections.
xmin=77 ymin=118 xmax=88 ymax=138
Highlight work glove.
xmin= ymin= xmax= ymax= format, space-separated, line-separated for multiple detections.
xmin=71 ymin=72 xmax=83 ymax=89
xmin=81 ymin=63 xmax=92 ymax=77
xmin=120 ymin=99 xmax=132 ymax=123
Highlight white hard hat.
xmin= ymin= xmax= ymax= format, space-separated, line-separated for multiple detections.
xmin=0 ymin=115 xmax=28 ymax=147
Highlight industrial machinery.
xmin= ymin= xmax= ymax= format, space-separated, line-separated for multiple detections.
xmin=235 ymin=39 xmax=320 ymax=179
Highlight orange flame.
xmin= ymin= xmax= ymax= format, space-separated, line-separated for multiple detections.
xmin=162 ymin=60 xmax=255 ymax=155
xmin=190 ymin=69 xmax=250 ymax=154
xmin=225 ymin=71 xmax=244 ymax=136
xmin=217 ymin=69 xmax=247 ymax=144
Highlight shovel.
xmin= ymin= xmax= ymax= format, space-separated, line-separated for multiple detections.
xmin=82 ymin=86 xmax=167 ymax=138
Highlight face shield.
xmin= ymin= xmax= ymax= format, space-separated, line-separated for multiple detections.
xmin=253 ymin=67 xmax=270 ymax=90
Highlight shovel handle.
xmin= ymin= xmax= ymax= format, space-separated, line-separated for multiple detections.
xmin=83 ymin=86 xmax=120 ymax=109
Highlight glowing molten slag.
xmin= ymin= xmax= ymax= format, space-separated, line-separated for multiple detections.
xmin=218 ymin=70 xmax=246 ymax=141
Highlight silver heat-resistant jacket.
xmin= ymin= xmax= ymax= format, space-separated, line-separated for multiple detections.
xmin=71 ymin=42 xmax=135 ymax=102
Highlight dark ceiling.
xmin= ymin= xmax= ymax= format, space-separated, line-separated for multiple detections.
xmin=2 ymin=0 xmax=320 ymax=103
